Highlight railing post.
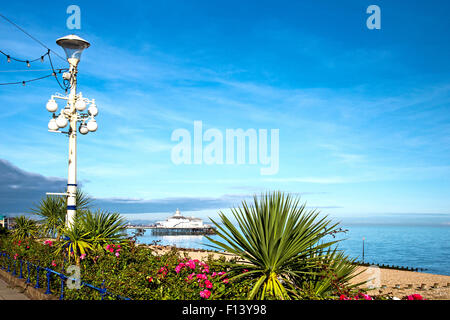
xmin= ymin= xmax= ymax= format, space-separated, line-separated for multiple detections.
xmin=45 ymin=269 xmax=52 ymax=294
xmin=12 ymin=259 xmax=16 ymax=276
xmin=59 ymin=274 xmax=65 ymax=300
xmin=100 ymin=280 xmax=106 ymax=300
xmin=26 ymin=262 xmax=31 ymax=284
xmin=35 ymin=264 xmax=40 ymax=289
xmin=18 ymin=260 xmax=23 ymax=279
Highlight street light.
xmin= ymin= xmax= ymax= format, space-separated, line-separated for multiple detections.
xmin=46 ymin=34 xmax=97 ymax=229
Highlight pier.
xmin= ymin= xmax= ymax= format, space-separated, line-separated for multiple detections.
xmin=127 ymin=225 xmax=216 ymax=235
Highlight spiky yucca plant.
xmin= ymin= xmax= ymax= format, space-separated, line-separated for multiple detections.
xmin=206 ymin=191 xmax=352 ymax=300
xmin=79 ymin=210 xmax=128 ymax=250
xmin=12 ymin=216 xmax=40 ymax=241
xmin=56 ymin=209 xmax=127 ymax=265
xmin=291 ymin=247 xmax=364 ymax=299
xmin=30 ymin=189 xmax=93 ymax=239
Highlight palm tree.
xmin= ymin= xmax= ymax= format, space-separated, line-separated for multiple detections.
xmin=31 ymin=189 xmax=93 ymax=239
xmin=206 ymin=191 xmax=351 ymax=300
xmin=12 ymin=216 xmax=39 ymax=241
xmin=56 ymin=209 xmax=128 ymax=265
xmin=79 ymin=209 xmax=128 ymax=250
xmin=56 ymin=220 xmax=93 ymax=266
xmin=30 ymin=195 xmax=65 ymax=239
xmin=290 ymin=247 xmax=363 ymax=299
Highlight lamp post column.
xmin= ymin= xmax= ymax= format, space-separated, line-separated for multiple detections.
xmin=66 ymin=60 xmax=78 ymax=228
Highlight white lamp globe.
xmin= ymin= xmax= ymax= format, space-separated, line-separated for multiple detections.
xmin=79 ymin=123 xmax=89 ymax=135
xmin=46 ymin=99 xmax=58 ymax=112
xmin=48 ymin=118 xmax=58 ymax=131
xmin=56 ymin=115 xmax=68 ymax=128
xmin=75 ymin=99 xmax=86 ymax=111
xmin=87 ymin=118 xmax=97 ymax=132
xmin=88 ymin=104 xmax=98 ymax=116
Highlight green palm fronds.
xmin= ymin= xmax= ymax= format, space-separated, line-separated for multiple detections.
xmin=12 ymin=216 xmax=39 ymax=241
xmin=79 ymin=210 xmax=128 ymax=250
xmin=206 ymin=191 xmax=351 ymax=300
xmin=291 ymin=247 xmax=364 ymax=298
xmin=30 ymin=195 xmax=65 ymax=238
xmin=56 ymin=209 xmax=128 ymax=264
xmin=30 ymin=189 xmax=93 ymax=238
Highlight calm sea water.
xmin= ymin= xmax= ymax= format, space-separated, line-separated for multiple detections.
xmin=129 ymin=224 xmax=450 ymax=276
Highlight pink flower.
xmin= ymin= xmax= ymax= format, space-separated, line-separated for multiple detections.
xmin=407 ymin=294 xmax=424 ymax=300
xmin=222 ymin=278 xmax=229 ymax=284
xmin=187 ymin=273 xmax=195 ymax=281
xmin=199 ymin=289 xmax=211 ymax=299
xmin=148 ymin=277 xmax=153 ymax=283
xmin=13 ymin=254 xmax=18 ymax=260
xmin=212 ymin=272 xmax=217 ymax=277
xmin=44 ymin=240 xmax=53 ymax=246
xmin=205 ymin=280 xmax=213 ymax=289
xmin=80 ymin=254 xmax=86 ymax=260
xmin=339 ymin=295 xmax=350 ymax=300
xmin=186 ymin=260 xmax=196 ymax=269
xmin=51 ymin=260 xmax=57 ymax=267
xmin=115 ymin=252 xmax=120 ymax=257
xmin=175 ymin=263 xmax=185 ymax=273
xmin=361 ymin=294 xmax=372 ymax=300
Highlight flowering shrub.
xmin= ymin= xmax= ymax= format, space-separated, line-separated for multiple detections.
xmin=339 ymin=292 xmax=373 ymax=300
xmin=405 ymin=294 xmax=424 ymax=300
xmin=2 ymin=235 xmax=427 ymax=301
xmin=166 ymin=258 xmax=230 ymax=299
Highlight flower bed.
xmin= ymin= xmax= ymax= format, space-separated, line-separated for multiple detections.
xmin=0 ymin=236 xmax=251 ymax=300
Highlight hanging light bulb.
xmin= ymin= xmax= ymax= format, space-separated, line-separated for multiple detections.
xmin=75 ymin=99 xmax=86 ymax=111
xmin=26 ymin=60 xmax=30 ymax=67
xmin=87 ymin=118 xmax=98 ymax=132
xmin=56 ymin=114 xmax=68 ymax=128
xmin=48 ymin=118 xmax=58 ymax=131
xmin=40 ymin=56 xmax=44 ymax=63
xmin=46 ymin=98 xmax=58 ymax=112
xmin=88 ymin=102 xmax=98 ymax=116
xmin=79 ymin=123 xmax=89 ymax=135
xmin=7 ymin=55 xmax=11 ymax=63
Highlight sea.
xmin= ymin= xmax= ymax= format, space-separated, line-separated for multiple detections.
xmin=128 ymin=214 xmax=450 ymax=276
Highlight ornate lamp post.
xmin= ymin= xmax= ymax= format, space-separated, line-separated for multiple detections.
xmin=46 ymin=34 xmax=98 ymax=228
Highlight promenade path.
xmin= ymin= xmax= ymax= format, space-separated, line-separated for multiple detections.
xmin=0 ymin=277 xmax=29 ymax=300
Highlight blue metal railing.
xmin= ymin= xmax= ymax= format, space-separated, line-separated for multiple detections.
xmin=0 ymin=251 xmax=130 ymax=300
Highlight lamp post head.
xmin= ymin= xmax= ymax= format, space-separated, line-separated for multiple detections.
xmin=56 ymin=34 xmax=90 ymax=67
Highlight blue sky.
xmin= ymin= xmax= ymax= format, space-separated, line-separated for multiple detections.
xmin=0 ymin=0 xmax=449 ymax=222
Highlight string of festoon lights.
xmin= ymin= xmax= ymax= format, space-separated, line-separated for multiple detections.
xmin=0 ymin=48 xmax=50 ymax=66
xmin=0 ymin=48 xmax=69 ymax=90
